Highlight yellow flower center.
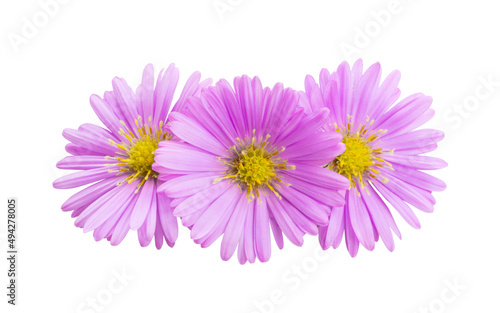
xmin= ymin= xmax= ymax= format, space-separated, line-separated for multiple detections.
xmin=126 ymin=138 xmax=159 ymax=178
xmin=332 ymin=134 xmax=373 ymax=183
xmin=328 ymin=118 xmax=392 ymax=189
xmin=108 ymin=116 xmax=170 ymax=191
xmin=234 ymin=145 xmax=275 ymax=188
xmin=216 ymin=130 xmax=294 ymax=200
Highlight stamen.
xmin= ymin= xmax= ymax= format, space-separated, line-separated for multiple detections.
xmin=106 ymin=115 xmax=171 ymax=188
xmin=327 ymin=118 xmax=391 ymax=188
xmin=215 ymin=129 xmax=293 ymax=200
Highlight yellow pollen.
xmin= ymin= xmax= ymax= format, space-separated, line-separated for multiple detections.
xmin=126 ymin=139 xmax=158 ymax=177
xmin=215 ymin=130 xmax=293 ymax=200
xmin=331 ymin=135 xmax=373 ymax=184
xmin=328 ymin=119 xmax=391 ymax=189
xmin=108 ymin=116 xmax=171 ymax=192
xmin=235 ymin=146 xmax=274 ymax=187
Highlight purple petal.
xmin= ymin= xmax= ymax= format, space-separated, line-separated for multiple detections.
xmin=285 ymin=163 xmax=350 ymax=191
xmin=368 ymin=70 xmax=401 ymax=120
xmin=347 ymin=189 xmax=375 ymax=251
xmin=83 ymin=180 xmax=139 ymax=232
xmin=277 ymin=108 xmax=329 ymax=148
xmin=361 ymin=184 xmax=398 ymax=251
xmin=155 ymin=141 xmax=225 ymax=173
xmin=159 ymin=172 xmax=220 ymax=198
xmin=279 ymin=187 xmax=330 ymax=226
xmin=93 ymin=192 xmax=138 ymax=241
xmin=112 ymin=77 xmax=140 ymax=134
xmin=373 ymin=180 xmax=421 ymax=229
xmin=220 ymin=192 xmax=248 ymax=261
xmin=280 ymin=131 xmax=344 ymax=165
xmin=157 ymin=193 xmax=178 ymax=244
xmin=65 ymin=143 xmax=100 ymax=156
xmin=173 ymin=181 xmax=231 ymax=217
xmin=283 ymin=175 xmax=346 ymax=207
xmin=173 ymin=71 xmax=202 ymax=113
xmin=61 ymin=177 xmax=121 ymax=212
xmin=169 ymin=112 xmax=227 ymax=156
xmin=57 ymin=156 xmax=113 ymax=170
xmin=390 ymin=164 xmax=446 ymax=192
xmin=243 ymin=200 xmax=256 ymax=263
xmin=267 ymin=195 xmax=304 ymax=246
xmin=137 ymin=193 xmax=157 ymax=247
xmin=53 ymin=167 xmax=119 ymax=189
xmin=351 ymin=62 xmax=381 ymax=128
xmin=270 ymin=216 xmax=284 ymax=249
xmin=138 ymin=64 xmax=155 ymax=120
xmin=254 ymin=198 xmax=271 ymax=262
xmin=379 ymin=172 xmax=435 ymax=213
xmin=384 ymin=154 xmax=447 ymax=170
xmin=89 ymin=94 xmax=122 ymax=136
xmin=319 ymin=203 xmax=345 ymax=249
xmin=130 ymin=179 xmax=156 ymax=230
xmin=62 ymin=128 xmax=118 ymax=156
xmin=344 ymin=206 xmax=360 ymax=257
xmin=110 ymin=204 xmax=134 ymax=246
xmin=153 ymin=64 xmax=179 ymax=124
xmin=190 ymin=188 xmax=240 ymax=240
xmin=381 ymin=129 xmax=444 ymax=151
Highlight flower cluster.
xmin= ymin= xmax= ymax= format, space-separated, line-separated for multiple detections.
xmin=54 ymin=61 xmax=446 ymax=263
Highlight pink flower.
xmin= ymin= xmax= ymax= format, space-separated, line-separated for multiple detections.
xmin=53 ymin=64 xmax=211 ymax=248
xmin=154 ymin=75 xmax=349 ymax=264
xmin=301 ymin=60 xmax=447 ymax=256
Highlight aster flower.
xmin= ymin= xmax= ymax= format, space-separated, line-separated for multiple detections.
xmin=53 ymin=64 xmax=211 ymax=248
xmin=153 ymin=75 xmax=349 ymax=264
xmin=301 ymin=60 xmax=447 ymax=256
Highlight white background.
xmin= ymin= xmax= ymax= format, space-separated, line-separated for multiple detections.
xmin=1 ymin=0 xmax=499 ymax=312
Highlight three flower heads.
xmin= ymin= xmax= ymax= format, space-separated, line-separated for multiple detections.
xmin=53 ymin=60 xmax=447 ymax=264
